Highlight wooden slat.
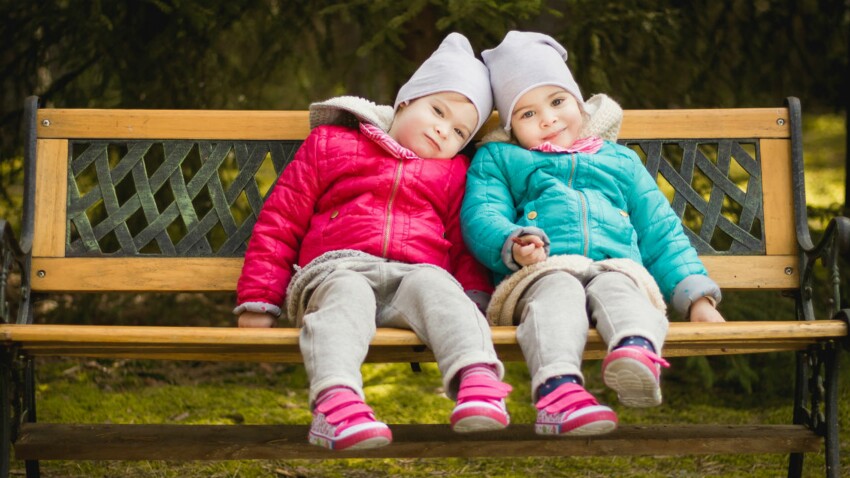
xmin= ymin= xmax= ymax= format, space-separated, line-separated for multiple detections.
xmin=7 ymin=342 xmax=835 ymax=363
xmin=6 ymin=322 xmax=845 ymax=346
xmin=700 ymin=255 xmax=797 ymax=289
xmin=620 ymin=108 xmax=790 ymax=139
xmin=761 ymin=139 xmax=797 ymax=255
xmin=29 ymin=255 xmax=799 ymax=292
xmin=2 ymin=321 xmax=845 ymax=362
xmin=14 ymin=423 xmax=820 ymax=460
xmin=30 ymin=257 xmax=244 ymax=291
xmin=32 ymin=139 xmax=68 ymax=257
xmin=36 ymin=108 xmax=790 ymax=141
xmin=37 ymin=110 xmax=312 ymax=141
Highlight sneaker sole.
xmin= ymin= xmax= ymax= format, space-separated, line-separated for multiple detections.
xmin=451 ymin=404 xmax=510 ymax=433
xmin=309 ymin=426 xmax=393 ymax=451
xmin=550 ymin=418 xmax=618 ymax=436
xmin=452 ymin=414 xmax=509 ymax=433
xmin=603 ymin=357 xmax=662 ymax=408
xmin=342 ymin=434 xmax=392 ymax=450
xmin=536 ymin=407 xmax=618 ymax=436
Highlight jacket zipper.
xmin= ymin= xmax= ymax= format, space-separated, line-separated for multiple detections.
xmin=567 ymin=154 xmax=577 ymax=188
xmin=383 ymin=159 xmax=404 ymax=257
xmin=568 ymin=154 xmax=589 ymax=256
xmin=579 ymin=191 xmax=589 ymax=256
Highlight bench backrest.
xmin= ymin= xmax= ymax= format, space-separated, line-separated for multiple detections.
xmin=22 ymin=101 xmax=801 ymax=294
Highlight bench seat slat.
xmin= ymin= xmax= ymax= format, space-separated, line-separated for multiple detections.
xmin=14 ymin=423 xmax=819 ymax=460
xmin=2 ymin=321 xmax=845 ymax=362
xmin=7 ymin=343 xmax=835 ymax=362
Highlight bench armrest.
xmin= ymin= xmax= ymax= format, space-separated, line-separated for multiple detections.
xmin=0 ymin=219 xmax=30 ymax=324
xmin=799 ymin=215 xmax=850 ymax=326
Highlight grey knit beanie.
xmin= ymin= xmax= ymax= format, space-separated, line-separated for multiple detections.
xmin=394 ymin=32 xmax=493 ymax=144
xmin=483 ymin=31 xmax=583 ymax=131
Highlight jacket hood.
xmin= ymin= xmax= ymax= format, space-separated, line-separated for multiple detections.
xmin=309 ymin=96 xmax=395 ymax=132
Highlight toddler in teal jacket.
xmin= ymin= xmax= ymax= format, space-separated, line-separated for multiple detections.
xmin=461 ymin=31 xmax=725 ymax=437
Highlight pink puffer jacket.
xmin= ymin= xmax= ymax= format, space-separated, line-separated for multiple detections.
xmin=236 ymin=124 xmax=493 ymax=308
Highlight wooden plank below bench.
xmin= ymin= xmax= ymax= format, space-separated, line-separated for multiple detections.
xmin=14 ymin=423 xmax=820 ymax=460
xmin=1 ymin=321 xmax=846 ymax=363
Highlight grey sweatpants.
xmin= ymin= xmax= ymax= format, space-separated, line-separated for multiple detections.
xmin=298 ymin=262 xmax=502 ymax=405
xmin=514 ymin=270 xmax=668 ymax=401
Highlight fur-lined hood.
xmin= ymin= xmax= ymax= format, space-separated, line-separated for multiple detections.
xmin=309 ymin=96 xmax=395 ymax=132
xmin=487 ymin=255 xmax=666 ymax=326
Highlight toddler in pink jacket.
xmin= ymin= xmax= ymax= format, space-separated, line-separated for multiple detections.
xmin=234 ymin=33 xmax=511 ymax=451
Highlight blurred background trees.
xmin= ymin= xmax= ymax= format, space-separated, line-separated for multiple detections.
xmin=1 ymin=0 xmax=848 ymax=203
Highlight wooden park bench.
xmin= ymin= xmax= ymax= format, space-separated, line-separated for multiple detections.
xmin=0 ymin=96 xmax=847 ymax=477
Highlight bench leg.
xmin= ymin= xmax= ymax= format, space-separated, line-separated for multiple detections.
xmin=790 ymin=344 xmax=843 ymax=478
xmin=1 ymin=357 xmax=10 ymax=478
xmin=788 ymin=352 xmax=806 ymax=478
xmin=823 ymin=346 xmax=840 ymax=478
xmin=0 ymin=354 xmax=39 ymax=478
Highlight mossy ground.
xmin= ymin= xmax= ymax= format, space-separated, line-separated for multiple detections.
xmin=14 ymin=353 xmax=850 ymax=477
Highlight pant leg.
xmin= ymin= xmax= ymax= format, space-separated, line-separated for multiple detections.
xmin=377 ymin=265 xmax=501 ymax=400
xmin=514 ymin=271 xmax=590 ymax=401
xmin=299 ymin=268 xmax=377 ymax=405
xmin=586 ymin=271 xmax=669 ymax=353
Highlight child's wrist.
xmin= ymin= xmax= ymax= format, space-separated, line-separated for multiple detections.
xmin=696 ymin=295 xmax=717 ymax=308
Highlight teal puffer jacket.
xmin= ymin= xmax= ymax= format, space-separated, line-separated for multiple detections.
xmin=460 ymin=140 xmax=707 ymax=299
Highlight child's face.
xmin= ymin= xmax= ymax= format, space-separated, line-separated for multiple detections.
xmin=388 ymin=92 xmax=478 ymax=159
xmin=510 ymin=85 xmax=583 ymax=150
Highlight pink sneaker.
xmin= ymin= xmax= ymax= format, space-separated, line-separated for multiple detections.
xmin=535 ymin=383 xmax=618 ymax=436
xmin=308 ymin=390 xmax=392 ymax=450
xmin=602 ymin=346 xmax=671 ymax=408
xmin=450 ymin=375 xmax=512 ymax=433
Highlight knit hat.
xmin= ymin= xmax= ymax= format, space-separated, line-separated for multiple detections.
xmin=394 ymin=32 xmax=493 ymax=144
xmin=483 ymin=31 xmax=583 ymax=131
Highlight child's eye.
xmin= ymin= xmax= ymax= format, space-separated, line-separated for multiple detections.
xmin=433 ymin=106 xmax=444 ymax=117
xmin=552 ymin=98 xmax=564 ymax=107
xmin=454 ymin=128 xmax=466 ymax=139
xmin=521 ymin=111 xmax=535 ymax=119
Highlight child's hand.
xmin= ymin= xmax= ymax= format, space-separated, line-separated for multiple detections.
xmin=512 ymin=235 xmax=548 ymax=267
xmin=238 ymin=311 xmax=276 ymax=328
xmin=688 ymin=297 xmax=725 ymax=323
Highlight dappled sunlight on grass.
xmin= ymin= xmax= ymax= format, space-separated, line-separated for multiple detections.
xmin=803 ymin=113 xmax=846 ymax=210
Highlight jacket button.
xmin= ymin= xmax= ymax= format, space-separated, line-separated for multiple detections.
xmin=527 ymin=211 xmax=538 ymax=220
xmin=330 ymin=210 xmax=339 ymax=219
xmin=619 ymin=210 xmax=629 ymax=217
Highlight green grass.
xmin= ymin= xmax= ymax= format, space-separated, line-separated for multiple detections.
xmin=14 ymin=355 xmax=850 ymax=477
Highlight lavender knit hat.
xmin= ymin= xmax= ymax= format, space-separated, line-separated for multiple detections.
xmin=394 ymin=32 xmax=493 ymax=145
xmin=482 ymin=31 xmax=583 ymax=131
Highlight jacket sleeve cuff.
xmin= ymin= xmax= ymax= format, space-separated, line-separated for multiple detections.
xmin=233 ymin=302 xmax=282 ymax=317
xmin=501 ymin=227 xmax=551 ymax=271
xmin=671 ymin=275 xmax=722 ymax=315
